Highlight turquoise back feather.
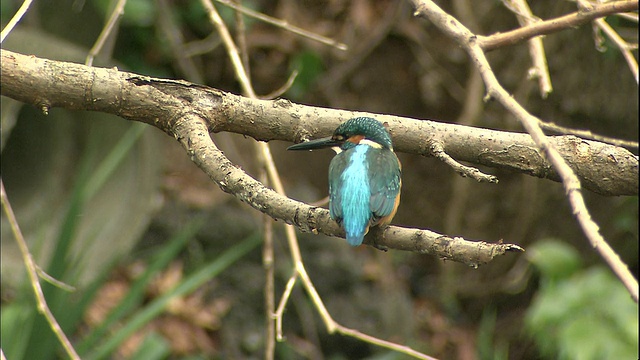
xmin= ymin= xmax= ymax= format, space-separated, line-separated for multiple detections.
xmin=329 ymin=143 xmax=401 ymax=246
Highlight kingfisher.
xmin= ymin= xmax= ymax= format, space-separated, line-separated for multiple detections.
xmin=288 ymin=117 xmax=401 ymax=246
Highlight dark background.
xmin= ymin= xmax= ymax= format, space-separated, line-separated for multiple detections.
xmin=1 ymin=0 xmax=638 ymax=359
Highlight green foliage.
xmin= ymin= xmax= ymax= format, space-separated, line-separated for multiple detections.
xmin=95 ymin=0 xmax=157 ymax=26
xmin=613 ymin=197 xmax=638 ymax=234
xmin=76 ymin=219 xmax=205 ymax=356
xmin=0 ymin=301 xmax=33 ymax=359
xmin=86 ymin=233 xmax=260 ymax=360
xmin=1 ymin=122 xmax=151 ymax=360
xmin=1 ymin=117 xmax=260 ymax=359
xmin=476 ymin=308 xmax=509 ymax=360
xmin=130 ymin=332 xmax=172 ymax=360
xmin=526 ymin=239 xmax=583 ymax=284
xmin=216 ymin=0 xmax=260 ymax=29
xmin=286 ymin=50 xmax=325 ymax=100
xmin=1 ymin=215 xmax=260 ymax=359
xmin=0 ymin=0 xmax=16 ymax=24
xmin=525 ymin=239 xmax=639 ymax=360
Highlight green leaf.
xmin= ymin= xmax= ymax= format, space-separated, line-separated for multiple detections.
xmin=286 ymin=51 xmax=325 ymax=100
xmin=526 ymin=264 xmax=639 ymax=360
xmin=527 ymin=239 xmax=582 ymax=283
xmin=95 ymin=0 xmax=156 ymax=27
xmin=476 ymin=308 xmax=509 ymax=360
xmin=1 ymin=301 xmax=35 ymax=359
xmin=130 ymin=332 xmax=171 ymax=360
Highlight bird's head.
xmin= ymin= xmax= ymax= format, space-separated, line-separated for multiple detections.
xmin=288 ymin=117 xmax=393 ymax=153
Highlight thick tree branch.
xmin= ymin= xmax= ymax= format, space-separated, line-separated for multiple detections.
xmin=0 ymin=50 xmax=529 ymax=266
xmin=1 ymin=49 xmax=636 ymax=197
xmin=167 ymin=112 xmax=527 ymax=266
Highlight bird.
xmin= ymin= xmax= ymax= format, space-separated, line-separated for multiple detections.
xmin=288 ymin=117 xmax=401 ymax=246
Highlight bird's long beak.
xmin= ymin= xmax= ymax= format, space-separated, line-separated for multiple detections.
xmin=287 ymin=137 xmax=341 ymax=151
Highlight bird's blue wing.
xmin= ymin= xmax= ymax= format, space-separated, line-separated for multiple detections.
xmin=368 ymin=150 xmax=401 ymax=221
xmin=328 ymin=152 xmax=348 ymax=222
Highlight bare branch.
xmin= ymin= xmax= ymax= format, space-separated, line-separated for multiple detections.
xmin=0 ymin=0 xmax=34 ymax=43
xmin=539 ymin=120 xmax=639 ymax=149
xmin=410 ymin=0 xmax=638 ymax=302
xmin=214 ymin=0 xmax=348 ymax=51
xmin=157 ymin=0 xmax=205 ymax=83
xmin=2 ymin=49 xmax=527 ymax=266
xmin=479 ymin=0 xmax=639 ymax=51
xmin=197 ymin=4 xmax=514 ymax=356
xmin=85 ymin=0 xmax=126 ymax=66
xmin=1 ymin=50 xmax=636 ymax=196
xmin=501 ymin=0 xmax=553 ymax=98
xmin=429 ymin=141 xmax=499 ymax=183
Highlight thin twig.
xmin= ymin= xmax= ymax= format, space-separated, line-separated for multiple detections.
xmin=259 ymin=171 xmax=276 ymax=360
xmin=615 ymin=11 xmax=639 ymax=22
xmin=260 ymin=70 xmax=299 ymax=100
xmin=411 ymin=0 xmax=639 ymax=303
xmin=502 ymin=0 xmax=553 ymax=98
xmin=201 ymin=0 xmax=255 ymax=97
xmin=182 ymin=33 xmax=223 ymax=57
xmin=233 ymin=0 xmax=251 ymax=81
xmin=479 ymin=0 xmax=639 ymax=51
xmin=35 ymin=265 xmax=76 ymax=292
xmin=1 ymin=180 xmax=81 ymax=360
xmin=0 ymin=0 xmax=33 ymax=43
xmin=575 ymin=0 xmax=638 ymax=82
xmin=539 ymin=120 xmax=639 ymax=149
xmin=336 ymin=325 xmax=438 ymax=360
xmin=593 ymin=15 xmax=639 ymax=82
xmin=157 ymin=0 xmax=204 ymax=83
xmin=85 ymin=0 xmax=126 ymax=66
xmin=274 ymin=272 xmax=298 ymax=339
xmin=214 ymin=0 xmax=348 ymax=51
xmin=430 ymin=141 xmax=499 ymax=183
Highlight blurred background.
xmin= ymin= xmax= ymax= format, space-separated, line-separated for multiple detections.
xmin=1 ymin=0 xmax=638 ymax=359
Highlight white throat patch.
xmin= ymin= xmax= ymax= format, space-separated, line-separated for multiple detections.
xmin=359 ymin=139 xmax=384 ymax=149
